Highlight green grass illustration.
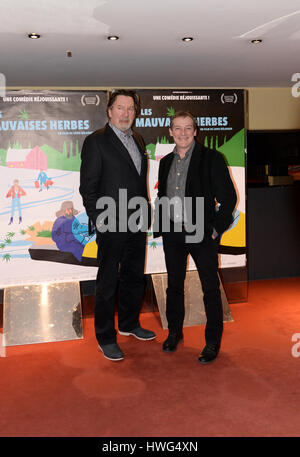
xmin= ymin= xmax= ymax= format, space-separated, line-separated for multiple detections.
xmin=37 ymin=230 xmax=52 ymax=238
xmin=40 ymin=143 xmax=81 ymax=171
xmin=217 ymin=128 xmax=245 ymax=167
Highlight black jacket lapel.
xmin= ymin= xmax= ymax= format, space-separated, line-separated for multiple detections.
xmin=159 ymin=152 xmax=174 ymax=195
xmin=185 ymin=142 xmax=204 ymax=195
xmin=105 ymin=124 xmax=141 ymax=177
xmin=132 ymin=132 xmax=148 ymax=181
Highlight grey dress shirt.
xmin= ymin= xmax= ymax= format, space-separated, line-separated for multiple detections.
xmin=166 ymin=141 xmax=195 ymax=222
xmin=109 ymin=122 xmax=142 ymax=175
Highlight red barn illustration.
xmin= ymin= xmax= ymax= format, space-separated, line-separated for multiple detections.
xmin=6 ymin=146 xmax=47 ymax=170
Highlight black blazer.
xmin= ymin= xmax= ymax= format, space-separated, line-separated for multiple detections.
xmin=154 ymin=141 xmax=237 ymax=238
xmin=79 ymin=123 xmax=150 ymax=233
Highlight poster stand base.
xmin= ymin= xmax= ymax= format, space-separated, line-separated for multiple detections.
xmin=219 ymin=266 xmax=248 ymax=303
xmin=151 ymin=271 xmax=233 ymax=330
xmin=3 ymin=282 xmax=83 ymax=347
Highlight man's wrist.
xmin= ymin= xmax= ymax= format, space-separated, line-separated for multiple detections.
xmin=212 ymin=228 xmax=219 ymax=239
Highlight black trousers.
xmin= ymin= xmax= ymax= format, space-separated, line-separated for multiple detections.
xmin=95 ymin=230 xmax=146 ymax=345
xmin=162 ymin=230 xmax=223 ymax=346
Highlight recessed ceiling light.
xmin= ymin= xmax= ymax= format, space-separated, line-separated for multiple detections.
xmin=107 ymin=35 xmax=119 ymax=41
xmin=251 ymin=39 xmax=262 ymax=44
xmin=182 ymin=37 xmax=193 ymax=42
xmin=28 ymin=33 xmax=41 ymax=39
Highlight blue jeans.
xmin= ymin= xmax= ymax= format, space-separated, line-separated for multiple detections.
xmin=10 ymin=196 xmax=22 ymax=218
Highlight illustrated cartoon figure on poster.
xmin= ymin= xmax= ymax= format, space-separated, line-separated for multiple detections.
xmin=36 ymin=169 xmax=48 ymax=191
xmin=51 ymin=201 xmax=89 ymax=261
xmin=6 ymin=179 xmax=26 ymax=225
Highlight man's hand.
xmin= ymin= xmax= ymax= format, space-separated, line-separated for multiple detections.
xmin=211 ymin=229 xmax=219 ymax=240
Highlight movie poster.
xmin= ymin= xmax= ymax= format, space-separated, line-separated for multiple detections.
xmin=0 ymin=89 xmax=246 ymax=287
xmin=134 ymin=89 xmax=246 ymax=273
xmin=0 ymin=90 xmax=107 ymax=287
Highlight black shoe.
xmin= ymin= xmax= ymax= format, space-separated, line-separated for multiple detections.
xmin=198 ymin=344 xmax=220 ymax=364
xmin=162 ymin=331 xmax=183 ymax=352
xmin=98 ymin=343 xmax=124 ymax=361
xmin=118 ymin=327 xmax=156 ymax=341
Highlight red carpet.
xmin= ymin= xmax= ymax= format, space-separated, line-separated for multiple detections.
xmin=0 ymin=277 xmax=299 ymax=437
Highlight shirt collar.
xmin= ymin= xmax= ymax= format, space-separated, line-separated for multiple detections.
xmin=173 ymin=140 xmax=195 ymax=160
xmin=109 ymin=122 xmax=132 ymax=138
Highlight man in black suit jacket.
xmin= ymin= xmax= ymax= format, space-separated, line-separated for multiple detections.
xmin=80 ymin=90 xmax=155 ymax=361
xmin=154 ymin=111 xmax=237 ymax=364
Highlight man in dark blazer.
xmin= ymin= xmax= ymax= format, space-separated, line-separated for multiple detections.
xmin=80 ymin=90 xmax=155 ymax=361
xmin=154 ymin=111 xmax=237 ymax=364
